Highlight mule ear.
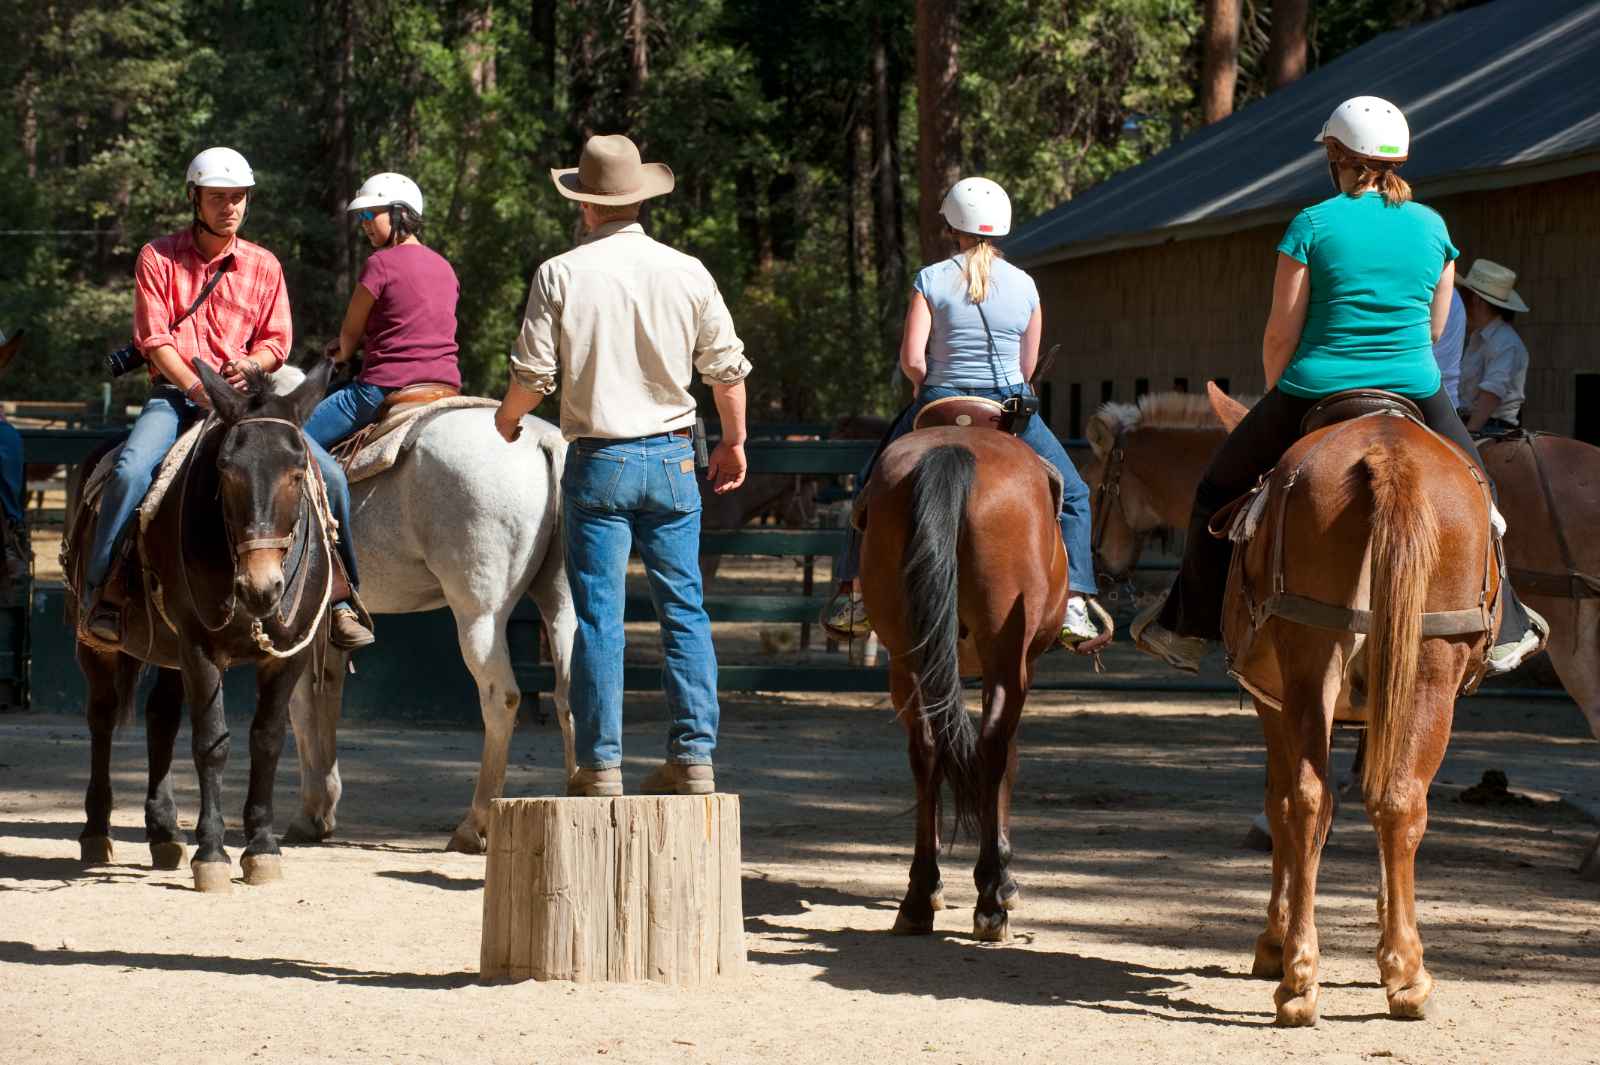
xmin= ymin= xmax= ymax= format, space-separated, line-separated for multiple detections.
xmin=1206 ymin=380 xmax=1248 ymax=432
xmin=284 ymin=357 xmax=334 ymax=426
xmin=1085 ymin=412 xmax=1116 ymax=458
xmin=195 ymin=359 xmax=249 ymax=423
xmin=0 ymin=329 xmax=23 ymax=375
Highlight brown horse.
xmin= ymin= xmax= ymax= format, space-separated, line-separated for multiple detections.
xmin=856 ymin=427 xmax=1069 ymax=942
xmin=1207 ymin=384 xmax=1498 ymax=1025
xmin=64 ymin=359 xmax=336 ymax=892
xmin=1089 ymin=393 xmax=1600 ymax=879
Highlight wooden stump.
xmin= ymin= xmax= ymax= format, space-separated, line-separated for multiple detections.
xmin=480 ymin=795 xmax=745 ymax=986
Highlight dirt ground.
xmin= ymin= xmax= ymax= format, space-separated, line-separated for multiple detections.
xmin=2 ymin=686 xmax=1597 ymax=1065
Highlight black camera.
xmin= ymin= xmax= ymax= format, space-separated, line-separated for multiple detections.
xmin=104 ymin=343 xmax=145 ymax=377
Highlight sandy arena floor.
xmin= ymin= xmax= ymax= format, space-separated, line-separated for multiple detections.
xmin=1 ymin=686 xmax=1597 ymax=1065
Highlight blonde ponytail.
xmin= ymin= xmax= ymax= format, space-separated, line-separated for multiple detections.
xmin=964 ymin=240 xmax=1003 ymax=303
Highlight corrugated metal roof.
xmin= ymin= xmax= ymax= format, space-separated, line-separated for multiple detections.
xmin=1006 ymin=0 xmax=1600 ymax=267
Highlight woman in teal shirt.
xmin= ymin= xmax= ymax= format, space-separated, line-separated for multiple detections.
xmin=1133 ymin=96 xmax=1542 ymax=674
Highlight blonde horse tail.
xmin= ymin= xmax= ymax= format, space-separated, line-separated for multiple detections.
xmin=1362 ymin=441 xmax=1440 ymax=798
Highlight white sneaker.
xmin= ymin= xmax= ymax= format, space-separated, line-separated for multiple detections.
xmin=1487 ymin=604 xmax=1549 ymax=675
xmin=821 ymin=592 xmax=871 ymax=638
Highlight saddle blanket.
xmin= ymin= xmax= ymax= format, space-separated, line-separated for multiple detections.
xmin=338 ymin=396 xmax=498 ymax=484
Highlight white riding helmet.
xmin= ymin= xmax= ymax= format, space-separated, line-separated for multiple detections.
xmin=939 ymin=176 xmax=1011 ymax=238
xmin=347 ymin=172 xmax=424 ymax=216
xmin=185 ymin=147 xmax=256 ymax=193
xmin=1315 ymin=96 xmax=1410 ymax=163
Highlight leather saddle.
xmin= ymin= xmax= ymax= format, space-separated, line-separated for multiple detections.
xmin=331 ymin=382 xmax=461 ymax=473
xmin=379 ymin=381 xmax=460 ymax=418
xmin=912 ymin=395 xmax=1005 ymax=431
xmin=1300 ymin=388 xmax=1422 ymax=436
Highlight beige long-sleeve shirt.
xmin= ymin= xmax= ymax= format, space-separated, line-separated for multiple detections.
xmin=509 ymin=220 xmax=751 ymax=441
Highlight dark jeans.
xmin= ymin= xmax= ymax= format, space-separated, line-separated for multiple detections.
xmin=1158 ymin=386 xmax=1529 ymax=645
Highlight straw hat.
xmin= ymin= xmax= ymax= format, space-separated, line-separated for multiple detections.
xmin=550 ymin=134 xmax=675 ymax=206
xmin=1456 ymin=258 xmax=1529 ymax=313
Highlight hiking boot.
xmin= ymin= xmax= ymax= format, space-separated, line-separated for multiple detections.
xmin=1059 ymin=595 xmax=1113 ymax=653
xmin=640 ymin=762 xmax=715 ymax=795
xmin=329 ymin=605 xmax=375 ymax=650
xmin=566 ymin=767 xmax=623 ymax=798
xmin=86 ymin=601 xmax=123 ymax=645
xmin=1487 ymin=604 xmax=1549 ymax=675
xmin=821 ymin=590 xmax=871 ymax=640
xmin=1130 ymin=595 xmax=1207 ymax=674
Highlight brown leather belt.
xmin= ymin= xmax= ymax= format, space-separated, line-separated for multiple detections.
xmin=576 ymin=427 xmax=691 ymax=448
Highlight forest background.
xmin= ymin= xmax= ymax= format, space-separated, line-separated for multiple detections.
xmin=1 ymin=0 xmax=1479 ymax=419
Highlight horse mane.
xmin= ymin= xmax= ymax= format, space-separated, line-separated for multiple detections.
xmin=1093 ymin=390 xmax=1261 ymax=435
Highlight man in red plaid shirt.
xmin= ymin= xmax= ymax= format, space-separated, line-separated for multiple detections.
xmin=81 ymin=147 xmax=374 ymax=649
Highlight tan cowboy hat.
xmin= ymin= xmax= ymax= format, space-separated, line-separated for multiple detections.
xmin=550 ymin=134 xmax=675 ymax=206
xmin=1456 ymin=258 xmax=1530 ymax=313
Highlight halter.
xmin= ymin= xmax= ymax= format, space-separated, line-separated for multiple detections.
xmin=174 ymin=414 xmax=333 ymax=656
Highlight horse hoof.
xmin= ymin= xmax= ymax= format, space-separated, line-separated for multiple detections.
xmin=444 ymin=827 xmax=486 ymax=855
xmin=241 ymin=853 xmax=283 ymax=886
xmin=1251 ymin=937 xmax=1285 ymax=980
xmin=149 ymin=841 xmax=187 ymax=870
xmin=1273 ymin=987 xmax=1320 ymax=1028
xmin=79 ymin=836 xmax=114 ymax=864
xmin=191 ymin=860 xmax=234 ymax=894
xmin=892 ymin=911 xmax=935 ymax=936
xmin=999 ymin=882 xmax=1021 ymax=912
xmin=282 ymin=815 xmax=332 ymax=845
xmin=1242 ymin=814 xmax=1273 ymax=852
xmin=972 ymin=912 xmax=1010 ymax=943
xmin=928 ymin=888 xmax=946 ymax=912
xmin=1387 ymin=973 xmax=1434 ymax=1020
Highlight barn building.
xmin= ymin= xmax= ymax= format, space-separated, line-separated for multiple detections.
xmin=1006 ymin=0 xmax=1600 ymax=442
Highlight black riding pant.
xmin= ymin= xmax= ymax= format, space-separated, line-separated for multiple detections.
xmin=1157 ymin=386 xmax=1529 ymax=644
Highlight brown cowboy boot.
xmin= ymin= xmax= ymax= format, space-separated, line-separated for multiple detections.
xmin=327 ymin=558 xmax=375 ymax=650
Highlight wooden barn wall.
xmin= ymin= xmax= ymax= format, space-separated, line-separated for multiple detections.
xmin=1034 ymin=170 xmax=1600 ymax=438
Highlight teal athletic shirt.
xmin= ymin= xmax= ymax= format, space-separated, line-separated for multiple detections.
xmin=1275 ymin=191 xmax=1458 ymax=400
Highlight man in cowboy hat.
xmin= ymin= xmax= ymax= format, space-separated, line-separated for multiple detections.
xmin=1456 ymin=258 xmax=1531 ymax=433
xmin=494 ymin=133 xmax=752 ymax=798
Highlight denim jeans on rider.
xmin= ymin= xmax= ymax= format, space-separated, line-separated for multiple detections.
xmin=0 ymin=419 xmax=25 ymax=527
xmin=303 ymin=379 xmax=392 ymax=450
xmin=837 ymin=383 xmax=1097 ymax=596
xmin=562 ymin=432 xmax=719 ymax=771
xmin=83 ymin=384 xmax=364 ymax=609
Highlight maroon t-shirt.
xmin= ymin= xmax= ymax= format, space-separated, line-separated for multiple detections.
xmin=357 ymin=243 xmax=462 ymax=389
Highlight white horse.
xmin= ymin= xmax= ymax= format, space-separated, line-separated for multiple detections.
xmin=282 ymin=394 xmax=576 ymax=853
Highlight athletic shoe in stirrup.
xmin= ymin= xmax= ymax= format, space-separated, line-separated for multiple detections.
xmin=1487 ymin=604 xmax=1549 ymax=675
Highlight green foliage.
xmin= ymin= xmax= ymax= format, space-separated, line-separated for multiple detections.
xmin=0 ymin=0 xmax=1468 ymax=417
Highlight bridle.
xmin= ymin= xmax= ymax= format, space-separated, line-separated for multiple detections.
xmin=1089 ymin=430 xmax=1150 ymax=602
xmin=177 ymin=414 xmax=331 ymax=651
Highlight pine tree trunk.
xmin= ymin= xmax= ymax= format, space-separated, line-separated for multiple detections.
xmin=1200 ymin=0 xmax=1241 ymax=124
xmin=531 ymin=0 xmax=558 ymax=118
xmin=914 ymin=0 xmax=960 ymax=264
xmin=1266 ymin=0 xmax=1309 ymax=90
xmin=329 ymin=0 xmax=357 ymax=293
xmin=846 ymin=95 xmax=872 ymax=355
xmin=624 ymin=0 xmax=649 ymax=127
xmin=870 ymin=19 xmax=907 ymax=368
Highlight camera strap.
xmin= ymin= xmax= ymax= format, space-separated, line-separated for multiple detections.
xmin=172 ymin=254 xmax=235 ymax=330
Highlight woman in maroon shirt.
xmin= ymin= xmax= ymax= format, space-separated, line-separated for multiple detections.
xmin=307 ymin=172 xmax=462 ymax=645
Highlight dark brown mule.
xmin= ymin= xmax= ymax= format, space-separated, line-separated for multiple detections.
xmin=63 ymin=359 xmax=336 ymax=892
xmin=857 ymin=428 xmax=1070 ymax=941
xmin=1208 ymin=385 xmax=1499 ymax=1025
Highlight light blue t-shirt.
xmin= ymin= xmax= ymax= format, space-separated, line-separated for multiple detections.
xmin=913 ymin=255 xmax=1040 ymax=389
xmin=1434 ymin=287 xmax=1466 ymax=408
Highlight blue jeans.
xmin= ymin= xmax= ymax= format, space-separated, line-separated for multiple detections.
xmin=303 ymin=379 xmax=391 ymax=449
xmin=0 ymin=420 xmax=24 ymax=527
xmin=839 ymin=383 xmax=1097 ymax=595
xmin=83 ymin=385 xmax=362 ymax=606
xmin=562 ymin=433 xmax=719 ymax=770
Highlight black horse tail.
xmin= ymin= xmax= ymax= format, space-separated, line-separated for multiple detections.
xmin=903 ymin=444 xmax=981 ymax=837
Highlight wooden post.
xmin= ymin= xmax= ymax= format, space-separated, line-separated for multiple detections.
xmin=480 ymin=795 xmax=745 ymax=985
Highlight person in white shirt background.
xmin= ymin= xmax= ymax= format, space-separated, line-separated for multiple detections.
xmin=1456 ymin=258 xmax=1530 ymax=434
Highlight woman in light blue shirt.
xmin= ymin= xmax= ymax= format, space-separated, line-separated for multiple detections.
xmin=823 ymin=177 xmax=1101 ymax=649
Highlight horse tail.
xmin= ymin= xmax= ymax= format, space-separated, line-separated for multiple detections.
xmin=903 ymin=444 xmax=981 ymax=836
xmin=1361 ymin=440 xmax=1440 ymax=798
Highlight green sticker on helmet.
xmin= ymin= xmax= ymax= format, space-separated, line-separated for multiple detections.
xmin=1379 ymin=144 xmax=1401 ymax=154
